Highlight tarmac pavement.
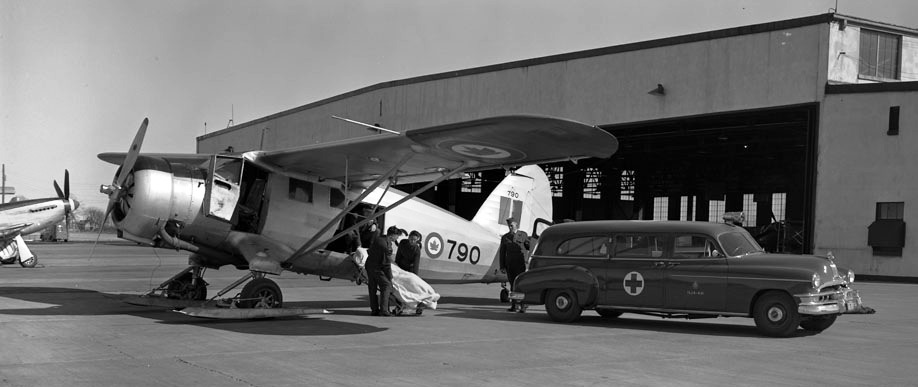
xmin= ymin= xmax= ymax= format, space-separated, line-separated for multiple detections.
xmin=1 ymin=242 xmax=916 ymax=386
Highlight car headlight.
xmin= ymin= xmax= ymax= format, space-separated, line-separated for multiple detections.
xmin=847 ymin=270 xmax=855 ymax=283
xmin=812 ymin=273 xmax=822 ymax=289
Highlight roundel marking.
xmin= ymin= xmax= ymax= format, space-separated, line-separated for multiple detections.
xmin=425 ymin=232 xmax=444 ymax=259
xmin=623 ymin=271 xmax=645 ymax=296
xmin=436 ymin=139 xmax=527 ymax=162
xmin=450 ymin=144 xmax=511 ymax=159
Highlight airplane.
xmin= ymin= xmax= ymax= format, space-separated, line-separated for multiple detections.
xmin=97 ymin=115 xmax=618 ymax=318
xmin=0 ymin=171 xmax=79 ymax=267
xmin=357 ymin=164 xmax=554 ymax=302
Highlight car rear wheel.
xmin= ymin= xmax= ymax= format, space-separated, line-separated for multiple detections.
xmin=753 ymin=291 xmax=801 ymax=337
xmin=799 ymin=314 xmax=837 ymax=332
xmin=546 ymin=289 xmax=582 ymax=323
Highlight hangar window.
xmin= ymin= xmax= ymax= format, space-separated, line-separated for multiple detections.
xmin=620 ymin=170 xmax=635 ymax=201
xmin=653 ymin=197 xmax=668 ymax=221
xmin=461 ymin=172 xmax=482 ymax=193
xmin=583 ymin=167 xmax=601 ymax=199
xmin=743 ymin=194 xmax=758 ymax=226
xmin=859 ymin=29 xmax=901 ymax=80
xmin=680 ymin=196 xmax=696 ymax=221
xmin=289 ymin=178 xmax=313 ymax=203
xmin=546 ymin=165 xmax=564 ymax=197
xmin=772 ymin=193 xmax=787 ymax=222
xmin=708 ymin=199 xmax=725 ymax=222
xmin=869 ymin=202 xmax=905 ymax=256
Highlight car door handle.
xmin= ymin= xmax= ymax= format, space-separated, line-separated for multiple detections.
xmin=653 ymin=261 xmax=666 ymax=268
xmin=667 ymin=262 xmax=680 ymax=268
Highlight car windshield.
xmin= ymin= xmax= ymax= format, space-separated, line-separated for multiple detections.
xmin=717 ymin=231 xmax=765 ymax=257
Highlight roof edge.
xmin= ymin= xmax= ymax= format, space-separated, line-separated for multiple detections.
xmin=826 ymin=81 xmax=918 ymax=94
xmin=200 ymin=13 xmax=841 ymax=142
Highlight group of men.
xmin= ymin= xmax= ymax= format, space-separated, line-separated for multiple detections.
xmin=363 ymin=216 xmax=531 ymax=317
xmin=364 ymin=224 xmax=423 ymax=317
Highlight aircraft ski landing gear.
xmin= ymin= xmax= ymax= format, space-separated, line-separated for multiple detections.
xmin=148 ymin=266 xmax=208 ymax=300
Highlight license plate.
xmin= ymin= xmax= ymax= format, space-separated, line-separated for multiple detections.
xmin=846 ymin=301 xmax=856 ymax=311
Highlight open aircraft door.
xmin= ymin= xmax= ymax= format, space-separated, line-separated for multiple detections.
xmin=204 ymin=155 xmax=244 ymax=223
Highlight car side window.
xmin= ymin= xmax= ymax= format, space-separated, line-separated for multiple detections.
xmin=672 ymin=235 xmax=719 ymax=259
xmin=613 ymin=234 xmax=664 ymax=258
xmin=556 ymin=236 xmax=609 ymax=257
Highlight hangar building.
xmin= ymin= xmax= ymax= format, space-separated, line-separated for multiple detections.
xmin=197 ymin=13 xmax=918 ymax=280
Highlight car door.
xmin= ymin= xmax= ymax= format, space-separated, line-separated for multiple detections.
xmin=552 ymin=234 xmax=613 ymax=304
xmin=664 ymin=234 xmax=727 ymax=311
xmin=604 ymin=233 xmax=665 ymax=309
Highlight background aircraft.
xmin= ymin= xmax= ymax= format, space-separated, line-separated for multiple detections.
xmin=357 ymin=164 xmax=552 ymax=301
xmin=97 ymin=116 xmax=617 ymax=317
xmin=0 ymin=171 xmax=79 ymax=267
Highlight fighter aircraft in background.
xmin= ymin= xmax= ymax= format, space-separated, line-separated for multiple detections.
xmin=0 ymin=171 xmax=79 ymax=267
xmin=97 ymin=116 xmax=618 ymax=317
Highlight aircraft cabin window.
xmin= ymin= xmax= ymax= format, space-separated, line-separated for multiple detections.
xmin=289 ymin=178 xmax=313 ymax=203
xmin=556 ymin=236 xmax=608 ymax=257
xmin=329 ymin=187 xmax=346 ymax=209
xmin=213 ymin=158 xmax=243 ymax=184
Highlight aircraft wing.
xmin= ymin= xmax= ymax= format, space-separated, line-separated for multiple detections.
xmin=98 ymin=153 xmax=212 ymax=166
xmin=257 ymin=115 xmax=618 ymax=186
xmin=0 ymin=223 xmax=30 ymax=241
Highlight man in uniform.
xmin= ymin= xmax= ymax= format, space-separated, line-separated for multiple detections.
xmin=499 ymin=218 xmax=530 ymax=312
xmin=395 ymin=230 xmax=422 ymax=274
xmin=366 ymin=226 xmax=400 ymax=316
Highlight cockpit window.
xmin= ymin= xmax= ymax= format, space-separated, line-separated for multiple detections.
xmin=213 ymin=158 xmax=243 ymax=184
xmin=289 ymin=178 xmax=314 ymax=203
xmin=717 ymin=231 xmax=765 ymax=257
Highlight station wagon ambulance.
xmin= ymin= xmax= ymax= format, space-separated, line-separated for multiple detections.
xmin=509 ymin=220 xmax=867 ymax=337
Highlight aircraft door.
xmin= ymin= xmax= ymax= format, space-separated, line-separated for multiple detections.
xmin=203 ymin=155 xmax=244 ymax=223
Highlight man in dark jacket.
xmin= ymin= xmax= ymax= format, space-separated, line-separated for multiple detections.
xmin=366 ymin=226 xmax=401 ymax=316
xmin=395 ymin=230 xmax=422 ymax=274
xmin=499 ymin=218 xmax=530 ymax=312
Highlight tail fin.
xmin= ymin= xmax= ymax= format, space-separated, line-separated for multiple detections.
xmin=471 ymin=165 xmax=553 ymax=236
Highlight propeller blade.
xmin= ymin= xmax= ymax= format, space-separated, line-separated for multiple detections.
xmin=53 ymin=180 xmax=65 ymax=199
xmin=64 ymin=169 xmax=70 ymax=200
xmin=115 ymin=118 xmax=148 ymax=188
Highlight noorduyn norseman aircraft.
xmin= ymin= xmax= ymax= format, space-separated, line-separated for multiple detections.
xmin=0 ymin=171 xmax=79 ymax=268
xmin=97 ymin=116 xmax=618 ymax=318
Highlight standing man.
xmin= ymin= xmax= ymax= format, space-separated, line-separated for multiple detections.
xmin=499 ymin=218 xmax=530 ymax=312
xmin=366 ymin=226 xmax=401 ymax=316
xmin=395 ymin=230 xmax=422 ymax=274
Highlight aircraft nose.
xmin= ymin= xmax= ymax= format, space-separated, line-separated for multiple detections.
xmin=72 ymin=199 xmax=80 ymax=211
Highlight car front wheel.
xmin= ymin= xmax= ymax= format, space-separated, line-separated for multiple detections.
xmin=545 ymin=289 xmax=582 ymax=323
xmin=800 ymin=314 xmax=837 ymax=332
xmin=753 ymin=291 xmax=801 ymax=337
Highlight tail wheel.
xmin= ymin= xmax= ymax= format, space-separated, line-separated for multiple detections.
xmin=596 ymin=308 xmax=623 ymax=318
xmin=19 ymin=255 xmax=37 ymax=268
xmin=238 ymin=278 xmax=283 ymax=309
xmin=800 ymin=314 xmax=838 ymax=332
xmin=545 ymin=289 xmax=582 ymax=323
xmin=165 ymin=272 xmax=208 ymax=300
xmin=753 ymin=291 xmax=801 ymax=337
xmin=499 ymin=288 xmax=510 ymax=303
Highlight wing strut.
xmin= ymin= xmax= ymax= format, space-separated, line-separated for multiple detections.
xmin=288 ymin=151 xmax=418 ymax=260
xmin=285 ymin=160 xmax=476 ymax=264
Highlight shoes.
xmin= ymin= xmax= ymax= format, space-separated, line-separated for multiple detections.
xmin=517 ymin=305 xmax=528 ymax=313
xmin=371 ymin=311 xmax=380 ymax=316
xmin=380 ymin=312 xmax=393 ymax=317
xmin=507 ymin=306 xmax=518 ymax=312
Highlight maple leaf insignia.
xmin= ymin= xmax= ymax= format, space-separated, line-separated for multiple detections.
xmin=428 ymin=238 xmax=440 ymax=252
xmin=456 ymin=145 xmax=501 ymax=156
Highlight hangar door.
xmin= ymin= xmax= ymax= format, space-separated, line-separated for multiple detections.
xmin=580 ymin=104 xmax=818 ymax=254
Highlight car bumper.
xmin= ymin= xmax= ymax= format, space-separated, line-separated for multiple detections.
xmin=509 ymin=291 xmax=525 ymax=301
xmin=797 ymin=287 xmax=863 ymax=315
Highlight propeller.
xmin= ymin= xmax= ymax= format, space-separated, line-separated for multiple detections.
xmin=92 ymin=118 xmax=148 ymax=258
xmin=103 ymin=118 xmax=148 ymax=222
xmin=53 ymin=169 xmax=78 ymax=235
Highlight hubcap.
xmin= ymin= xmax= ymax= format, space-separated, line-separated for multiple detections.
xmin=767 ymin=305 xmax=786 ymax=323
xmin=254 ymin=290 xmax=278 ymax=308
xmin=554 ymin=294 xmax=571 ymax=310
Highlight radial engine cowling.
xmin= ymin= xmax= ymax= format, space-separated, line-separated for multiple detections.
xmin=106 ymin=156 xmax=207 ymax=244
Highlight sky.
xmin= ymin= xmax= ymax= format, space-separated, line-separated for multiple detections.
xmin=2 ymin=0 xmax=917 ymax=213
